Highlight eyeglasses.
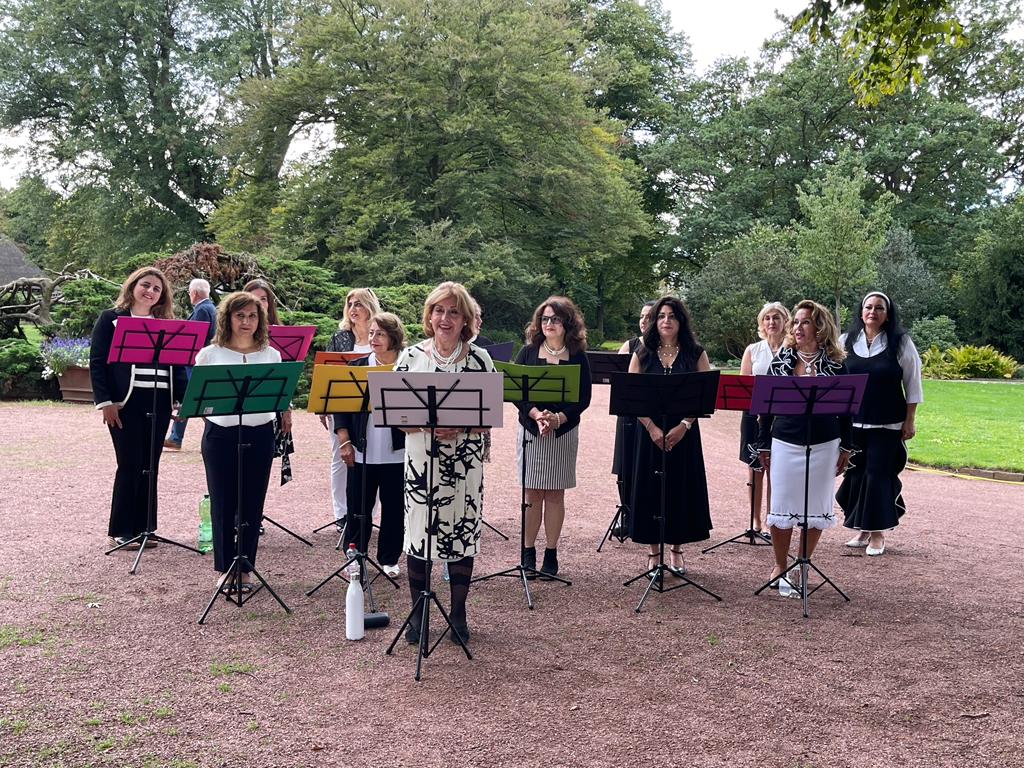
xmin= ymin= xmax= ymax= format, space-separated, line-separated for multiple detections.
xmin=540 ymin=315 xmax=563 ymax=325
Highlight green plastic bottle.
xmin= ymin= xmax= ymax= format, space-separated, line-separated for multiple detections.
xmin=197 ymin=495 xmax=213 ymax=554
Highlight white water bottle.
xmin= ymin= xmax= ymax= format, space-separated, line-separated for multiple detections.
xmin=345 ymin=545 xmax=365 ymax=640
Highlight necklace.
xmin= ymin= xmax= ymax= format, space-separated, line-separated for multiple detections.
xmin=542 ymin=341 xmax=567 ymax=356
xmin=431 ymin=339 xmax=463 ymax=368
xmin=796 ymin=348 xmax=819 ymax=375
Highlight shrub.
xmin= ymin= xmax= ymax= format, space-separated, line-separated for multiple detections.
xmin=38 ymin=337 xmax=90 ymax=379
xmin=911 ymin=315 xmax=960 ymax=352
xmin=373 ymin=285 xmax=434 ymax=327
xmin=921 ymin=345 xmax=1019 ymax=380
xmin=51 ymin=279 xmax=119 ymax=338
xmin=0 ymin=339 xmax=46 ymax=397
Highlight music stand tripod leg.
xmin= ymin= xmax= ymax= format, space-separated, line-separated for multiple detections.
xmin=261 ymin=515 xmax=314 ymax=547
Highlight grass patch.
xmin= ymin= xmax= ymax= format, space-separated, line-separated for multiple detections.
xmin=209 ymin=660 xmax=256 ymax=677
xmin=910 ymin=381 xmax=1024 ymax=472
xmin=0 ymin=625 xmax=45 ymax=650
xmin=153 ymin=706 xmax=174 ymax=719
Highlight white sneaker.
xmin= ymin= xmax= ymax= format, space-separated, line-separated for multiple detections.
xmin=383 ymin=564 xmax=400 ymax=578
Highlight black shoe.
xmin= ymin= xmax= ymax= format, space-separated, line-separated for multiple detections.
xmin=522 ymin=546 xmax=538 ymax=579
xmin=450 ymin=621 xmax=471 ymax=644
xmin=405 ymin=624 xmax=420 ymax=644
xmin=609 ymin=524 xmax=629 ymax=540
xmin=109 ymin=536 xmax=141 ymax=551
xmin=540 ymin=548 xmax=559 ymax=579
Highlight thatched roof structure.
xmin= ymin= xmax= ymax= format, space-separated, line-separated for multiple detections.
xmin=0 ymin=237 xmax=43 ymax=284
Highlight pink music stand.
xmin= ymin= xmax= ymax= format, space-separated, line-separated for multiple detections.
xmin=268 ymin=325 xmax=316 ymax=361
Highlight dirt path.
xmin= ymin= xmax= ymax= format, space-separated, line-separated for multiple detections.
xmin=1 ymin=391 xmax=1021 ymax=768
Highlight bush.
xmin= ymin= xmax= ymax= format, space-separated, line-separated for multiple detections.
xmin=51 ymin=279 xmax=119 ymax=338
xmin=0 ymin=339 xmax=55 ymax=399
xmin=921 ymin=345 xmax=1019 ymax=380
xmin=373 ymin=284 xmax=434 ymax=327
xmin=911 ymin=315 xmax=960 ymax=352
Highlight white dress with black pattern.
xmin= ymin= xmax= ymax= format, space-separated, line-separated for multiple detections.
xmin=395 ymin=341 xmax=495 ymax=562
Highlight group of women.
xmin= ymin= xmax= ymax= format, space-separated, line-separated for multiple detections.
xmin=92 ymin=265 xmax=923 ymax=636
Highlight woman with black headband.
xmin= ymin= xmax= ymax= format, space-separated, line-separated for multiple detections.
xmin=836 ymin=291 xmax=923 ymax=557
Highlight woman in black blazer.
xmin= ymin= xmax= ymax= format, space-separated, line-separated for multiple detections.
xmin=90 ymin=266 xmax=187 ymax=548
xmin=514 ymin=296 xmax=592 ymax=578
xmin=334 ymin=312 xmax=407 ymax=576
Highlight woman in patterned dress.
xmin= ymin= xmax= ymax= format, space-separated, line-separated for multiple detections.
xmin=394 ymin=282 xmax=496 ymax=645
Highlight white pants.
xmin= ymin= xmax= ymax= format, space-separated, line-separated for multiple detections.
xmin=330 ymin=431 xmax=348 ymax=520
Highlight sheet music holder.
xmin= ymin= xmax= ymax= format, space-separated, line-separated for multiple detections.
xmin=482 ymin=341 xmax=514 ymax=362
xmin=608 ymin=369 xmax=723 ymax=611
xmin=589 ymin=351 xmax=634 ymax=550
xmin=472 ymin=362 xmax=579 ymax=608
xmin=701 ymin=374 xmax=772 ymax=553
xmin=313 ymin=351 xmax=369 ymax=366
xmin=181 ymin=361 xmax=304 ymax=624
xmin=750 ymin=373 xmax=868 ymax=618
xmin=268 ymin=325 xmax=316 ymax=362
xmin=103 ymin=317 xmax=208 ymax=573
xmin=371 ymin=370 xmax=503 ymax=681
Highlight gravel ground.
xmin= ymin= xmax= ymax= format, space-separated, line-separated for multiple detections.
xmin=0 ymin=391 xmax=1021 ymax=768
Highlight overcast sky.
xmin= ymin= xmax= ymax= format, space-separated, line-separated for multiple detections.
xmin=0 ymin=1 xmax=807 ymax=189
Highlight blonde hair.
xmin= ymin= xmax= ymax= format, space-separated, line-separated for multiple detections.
xmin=370 ymin=312 xmax=406 ymax=352
xmin=340 ymin=288 xmax=382 ymax=331
xmin=784 ymin=299 xmax=845 ymax=362
xmin=214 ymin=292 xmax=269 ymax=349
xmin=114 ymin=267 xmax=174 ymax=319
xmin=756 ymin=301 xmax=791 ymax=340
xmin=421 ymin=281 xmax=476 ymax=342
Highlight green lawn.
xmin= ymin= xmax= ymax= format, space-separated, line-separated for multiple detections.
xmin=911 ymin=380 xmax=1024 ymax=472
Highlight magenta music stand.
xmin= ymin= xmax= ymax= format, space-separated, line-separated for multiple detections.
xmin=104 ymin=317 xmax=208 ymax=573
xmin=268 ymin=325 xmax=316 ymax=362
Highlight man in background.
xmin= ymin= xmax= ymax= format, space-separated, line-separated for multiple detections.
xmin=163 ymin=278 xmax=217 ymax=450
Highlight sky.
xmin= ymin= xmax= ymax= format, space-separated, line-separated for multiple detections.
xmin=0 ymin=1 xmax=807 ymax=189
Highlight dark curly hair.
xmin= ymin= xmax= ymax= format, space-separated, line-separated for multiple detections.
xmin=638 ymin=296 xmax=701 ymax=367
xmin=524 ymin=296 xmax=587 ymax=355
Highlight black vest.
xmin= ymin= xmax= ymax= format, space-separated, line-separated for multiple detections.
xmin=845 ymin=337 xmax=907 ymax=424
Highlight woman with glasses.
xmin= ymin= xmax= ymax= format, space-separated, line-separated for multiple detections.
xmin=514 ymin=297 xmax=592 ymax=579
xmin=394 ymin=282 xmax=495 ymax=645
xmin=629 ymin=296 xmax=713 ymax=575
xmin=324 ymin=288 xmax=382 ymax=530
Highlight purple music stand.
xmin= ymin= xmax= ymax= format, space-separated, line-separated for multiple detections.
xmin=104 ymin=317 xmax=207 ymax=573
xmin=750 ymin=373 xmax=868 ymax=618
xmin=268 ymin=325 xmax=316 ymax=362
xmin=482 ymin=341 xmax=514 ymax=362
xmin=703 ymin=375 xmax=772 ymax=553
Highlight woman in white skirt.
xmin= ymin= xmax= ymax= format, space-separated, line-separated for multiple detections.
xmin=514 ymin=297 xmax=592 ymax=579
xmin=757 ymin=300 xmax=854 ymax=597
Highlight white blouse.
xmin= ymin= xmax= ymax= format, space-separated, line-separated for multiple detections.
xmin=193 ymin=344 xmax=282 ymax=427
xmin=840 ymin=331 xmax=924 ymax=430
xmin=745 ymin=339 xmax=778 ymax=375
xmin=355 ymin=352 xmax=403 ymax=465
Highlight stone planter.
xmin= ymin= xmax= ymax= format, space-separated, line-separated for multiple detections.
xmin=57 ymin=366 xmax=94 ymax=403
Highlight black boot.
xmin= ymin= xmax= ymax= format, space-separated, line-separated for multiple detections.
xmin=522 ymin=546 xmax=538 ymax=579
xmin=540 ymin=547 xmax=559 ymax=579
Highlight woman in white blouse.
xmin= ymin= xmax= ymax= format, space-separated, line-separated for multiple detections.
xmin=836 ymin=292 xmax=924 ymax=557
xmin=739 ymin=302 xmax=790 ymax=537
xmin=194 ymin=291 xmax=282 ymax=592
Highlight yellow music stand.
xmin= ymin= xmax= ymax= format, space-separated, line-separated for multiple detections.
xmin=306 ymin=363 xmax=394 ymax=415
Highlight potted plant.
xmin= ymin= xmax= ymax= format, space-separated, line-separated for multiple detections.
xmin=40 ymin=337 xmax=93 ymax=403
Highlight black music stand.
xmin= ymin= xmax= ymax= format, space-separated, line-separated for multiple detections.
xmin=305 ymin=363 xmax=399 ymax=610
xmin=472 ymin=362 xmax=580 ymax=609
xmin=372 ymin=370 xmax=503 ymax=681
xmin=609 ymin=369 xmax=723 ymax=612
xmin=181 ymin=361 xmax=304 ymax=624
xmin=588 ymin=352 xmax=633 ymax=551
xmin=103 ymin=317 xmax=208 ymax=573
xmin=751 ymin=374 xmax=867 ymax=618
xmin=702 ymin=375 xmax=772 ymax=552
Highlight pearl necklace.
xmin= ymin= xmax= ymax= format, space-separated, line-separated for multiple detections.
xmin=542 ymin=341 xmax=567 ymax=356
xmin=431 ymin=339 xmax=463 ymax=369
xmin=796 ymin=348 xmax=820 ymax=375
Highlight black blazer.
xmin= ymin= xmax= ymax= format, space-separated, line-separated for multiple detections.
xmin=89 ymin=309 xmax=188 ymax=407
xmin=332 ymin=357 xmax=406 ymax=453
xmin=514 ymin=344 xmax=592 ymax=437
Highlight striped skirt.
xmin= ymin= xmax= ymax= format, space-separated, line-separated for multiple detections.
xmin=516 ymin=424 xmax=579 ymax=490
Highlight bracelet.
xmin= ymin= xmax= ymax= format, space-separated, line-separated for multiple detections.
xmin=683 ymin=419 xmax=694 ymax=429
xmin=339 ymin=440 xmax=352 ymax=449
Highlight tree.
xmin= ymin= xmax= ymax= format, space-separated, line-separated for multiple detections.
xmin=874 ymin=225 xmax=946 ymax=324
xmin=794 ymin=158 xmax=896 ymax=321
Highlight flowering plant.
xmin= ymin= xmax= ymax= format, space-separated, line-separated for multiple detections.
xmin=39 ymin=337 xmax=91 ymax=379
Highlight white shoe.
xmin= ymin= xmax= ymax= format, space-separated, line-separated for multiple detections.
xmin=383 ymin=564 xmax=400 ymax=578
xmin=778 ymin=576 xmax=792 ymax=598
xmin=845 ymin=534 xmax=870 ymax=548
xmin=866 ymin=543 xmax=886 ymax=557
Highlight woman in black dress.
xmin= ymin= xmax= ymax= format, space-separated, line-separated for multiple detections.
xmin=628 ymin=296 xmax=713 ymax=574
xmin=90 ymin=266 xmax=186 ymax=549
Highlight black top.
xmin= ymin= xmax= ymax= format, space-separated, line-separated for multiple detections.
xmin=845 ymin=335 xmax=908 ymax=424
xmin=327 ymin=328 xmax=357 ymax=353
xmin=89 ymin=309 xmax=187 ymax=407
xmin=514 ymin=344 xmax=592 ymax=437
xmin=332 ymin=357 xmax=405 ymax=453
xmin=756 ymin=347 xmax=854 ymax=449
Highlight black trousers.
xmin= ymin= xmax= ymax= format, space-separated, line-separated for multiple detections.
xmin=344 ymin=461 xmax=404 ymax=567
xmin=201 ymin=421 xmax=275 ymax=573
xmin=107 ymin=389 xmax=172 ymax=538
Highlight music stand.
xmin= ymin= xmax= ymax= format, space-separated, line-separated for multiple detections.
xmin=268 ymin=325 xmax=316 ymax=362
xmin=103 ymin=317 xmax=209 ymax=573
xmin=304 ymin=363 xmax=400 ymax=605
xmin=750 ymin=373 xmax=868 ymax=618
xmin=472 ymin=361 xmax=580 ymax=608
xmin=180 ymin=361 xmax=304 ymax=624
xmin=702 ymin=374 xmax=772 ymax=552
xmin=370 ymin=370 xmax=503 ymax=681
xmin=482 ymin=341 xmax=514 ymax=362
xmin=588 ymin=352 xmax=633 ymax=551
xmin=609 ymin=369 xmax=723 ymax=612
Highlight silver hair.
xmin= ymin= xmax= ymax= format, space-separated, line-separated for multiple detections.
xmin=189 ymin=278 xmax=211 ymax=296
